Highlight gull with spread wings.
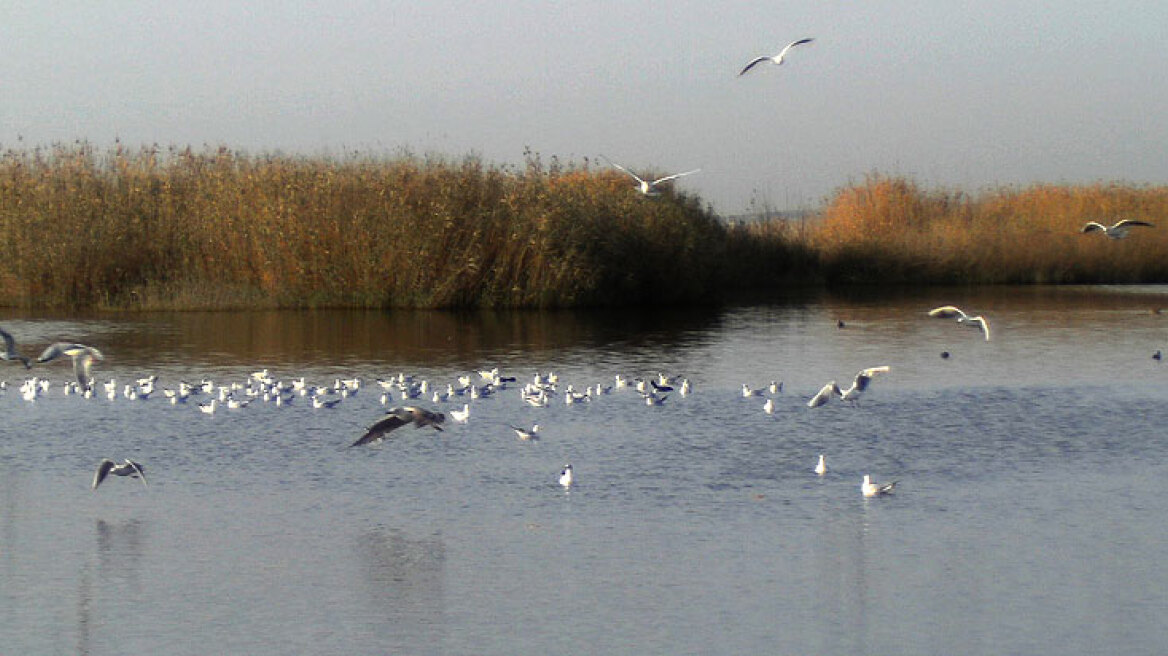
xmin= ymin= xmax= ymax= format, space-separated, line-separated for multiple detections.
xmin=739 ymin=37 xmax=815 ymax=76
xmin=351 ymin=406 xmax=446 ymax=447
xmin=602 ymin=156 xmax=700 ymax=197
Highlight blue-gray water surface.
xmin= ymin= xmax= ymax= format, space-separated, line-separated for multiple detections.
xmin=3 ymin=286 xmax=1168 ymax=655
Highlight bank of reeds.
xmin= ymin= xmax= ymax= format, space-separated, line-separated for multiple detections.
xmin=2 ymin=144 xmax=1164 ymax=310
xmin=0 ymin=144 xmax=802 ymax=309
xmin=811 ymin=175 xmax=1168 ymax=284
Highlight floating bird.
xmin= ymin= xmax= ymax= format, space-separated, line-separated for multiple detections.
xmin=352 ymin=406 xmax=446 ymax=447
xmin=839 ymin=365 xmax=891 ymax=404
xmin=815 ymin=454 xmax=826 ymax=476
xmin=510 ymin=424 xmax=540 ymax=441
xmin=763 ymin=398 xmax=775 ymax=414
xmin=927 ymin=306 xmax=991 ymax=341
xmin=92 ymin=458 xmax=147 ymax=490
xmin=861 ymin=474 xmax=897 ymax=497
xmin=450 ymin=403 xmax=470 ymax=423
xmin=0 ymin=326 xmax=31 ymax=369
xmin=603 ymin=156 xmax=700 ymax=197
xmin=36 ymin=343 xmax=104 ymax=388
xmin=198 ymin=399 xmax=217 ymax=415
xmin=1080 ymin=219 xmax=1154 ymax=239
xmin=559 ymin=464 xmax=574 ymax=488
xmin=738 ymin=37 xmax=815 ymax=76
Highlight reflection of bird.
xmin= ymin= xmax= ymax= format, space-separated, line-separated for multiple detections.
xmin=927 ymin=306 xmax=991 ymax=341
xmin=92 ymin=458 xmax=148 ymax=490
xmin=36 ymin=343 xmax=104 ymax=388
xmin=603 ymin=156 xmax=700 ymax=197
xmin=559 ymin=464 xmax=574 ymax=488
xmin=352 ymin=406 xmax=446 ymax=446
xmin=815 ymin=454 xmax=826 ymax=476
xmin=1080 ymin=219 xmax=1154 ymax=239
xmin=861 ymin=474 xmax=897 ymax=497
xmin=738 ymin=37 xmax=815 ymax=76
xmin=0 ymin=326 xmax=31 ymax=369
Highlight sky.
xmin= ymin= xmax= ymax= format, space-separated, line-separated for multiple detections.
xmin=3 ymin=1 xmax=1167 ymax=214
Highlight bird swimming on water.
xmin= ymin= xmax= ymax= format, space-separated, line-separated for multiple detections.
xmin=815 ymin=454 xmax=826 ymax=476
xmin=861 ymin=474 xmax=897 ymax=497
xmin=36 ymin=342 xmax=104 ymax=388
xmin=92 ymin=458 xmax=148 ymax=490
xmin=738 ymin=37 xmax=815 ymax=76
xmin=1080 ymin=219 xmax=1154 ymax=239
xmin=927 ymin=306 xmax=991 ymax=341
xmin=0 ymin=326 xmax=31 ymax=369
xmin=351 ymin=406 xmax=446 ymax=447
xmin=559 ymin=464 xmax=574 ymax=488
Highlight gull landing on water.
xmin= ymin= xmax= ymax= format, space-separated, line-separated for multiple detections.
xmin=92 ymin=458 xmax=147 ymax=490
xmin=807 ymin=366 xmax=891 ymax=408
xmin=1080 ymin=219 xmax=1154 ymax=239
xmin=602 ymin=156 xmax=700 ymax=197
xmin=861 ymin=474 xmax=897 ymax=497
xmin=351 ymin=406 xmax=446 ymax=447
xmin=738 ymin=37 xmax=815 ymax=76
xmin=927 ymin=306 xmax=991 ymax=341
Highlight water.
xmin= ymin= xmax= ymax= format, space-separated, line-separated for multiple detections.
xmin=3 ymin=286 xmax=1168 ymax=655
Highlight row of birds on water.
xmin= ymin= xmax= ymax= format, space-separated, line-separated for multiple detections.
xmin=1 ymin=305 xmax=997 ymax=497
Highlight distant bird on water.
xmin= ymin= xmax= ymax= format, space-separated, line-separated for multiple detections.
xmin=559 ymin=464 xmax=574 ymax=488
xmin=1080 ymin=219 xmax=1154 ymax=239
xmin=861 ymin=474 xmax=897 ymax=497
xmin=738 ymin=37 xmax=815 ymax=76
xmin=815 ymin=454 xmax=826 ymax=476
xmin=510 ymin=424 xmax=540 ymax=441
xmin=36 ymin=342 xmax=104 ymax=388
xmin=0 ymin=326 xmax=31 ymax=369
xmin=351 ymin=406 xmax=446 ymax=447
xmin=92 ymin=458 xmax=147 ymax=490
xmin=602 ymin=156 xmax=700 ymax=197
xmin=927 ymin=306 xmax=991 ymax=341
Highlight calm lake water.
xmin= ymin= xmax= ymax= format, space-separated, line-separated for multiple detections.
xmin=3 ymin=286 xmax=1168 ymax=655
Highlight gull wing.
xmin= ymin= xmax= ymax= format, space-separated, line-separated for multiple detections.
xmin=0 ymin=327 xmax=31 ymax=368
xmin=93 ymin=458 xmax=115 ymax=490
xmin=970 ymin=316 xmax=991 ymax=341
xmin=927 ymin=305 xmax=968 ymax=319
xmin=126 ymin=460 xmax=148 ymax=487
xmin=1080 ymin=221 xmax=1107 ymax=234
xmin=1113 ymin=219 xmax=1154 ymax=229
xmin=738 ymin=55 xmax=772 ymax=76
xmin=807 ymin=381 xmax=839 ymax=408
xmin=650 ymin=169 xmax=701 ymax=186
xmin=601 ymin=156 xmax=647 ymax=185
xmin=776 ymin=37 xmax=815 ymax=60
xmin=351 ymin=413 xmax=409 ymax=447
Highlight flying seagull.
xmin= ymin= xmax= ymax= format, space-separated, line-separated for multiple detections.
xmin=0 ymin=326 xmax=31 ymax=369
xmin=351 ymin=406 xmax=446 ymax=447
xmin=92 ymin=458 xmax=148 ymax=490
xmin=1080 ymin=219 xmax=1154 ymax=239
xmin=927 ymin=306 xmax=991 ymax=341
xmin=861 ymin=474 xmax=897 ymax=497
xmin=839 ymin=365 xmax=891 ymax=404
xmin=36 ymin=343 xmax=104 ymax=388
xmin=602 ymin=156 xmax=700 ymax=197
xmin=807 ymin=381 xmax=841 ymax=408
xmin=738 ymin=37 xmax=815 ymax=76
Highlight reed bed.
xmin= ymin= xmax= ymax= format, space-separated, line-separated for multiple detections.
xmin=1 ymin=145 xmax=1164 ymax=310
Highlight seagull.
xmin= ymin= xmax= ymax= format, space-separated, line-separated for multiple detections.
xmin=602 ymin=156 xmax=700 ymax=197
xmin=450 ymin=403 xmax=470 ymax=423
xmin=36 ymin=343 xmax=104 ymax=388
xmin=92 ymin=458 xmax=148 ymax=490
xmin=510 ymin=424 xmax=540 ymax=441
xmin=927 ymin=306 xmax=991 ymax=341
xmin=0 ymin=327 xmax=31 ymax=369
xmin=815 ymin=454 xmax=826 ymax=476
xmin=839 ymin=365 xmax=891 ymax=404
xmin=763 ymin=398 xmax=775 ymax=414
xmin=351 ymin=406 xmax=446 ymax=447
xmin=1080 ymin=219 xmax=1154 ymax=239
xmin=861 ymin=474 xmax=897 ymax=497
xmin=738 ymin=37 xmax=815 ymax=76
xmin=807 ymin=381 xmax=841 ymax=408
xmin=559 ymin=464 xmax=574 ymax=488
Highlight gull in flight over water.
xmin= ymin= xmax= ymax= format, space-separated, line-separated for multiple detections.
xmin=808 ymin=366 xmax=890 ymax=407
xmin=0 ymin=326 xmax=31 ymax=369
xmin=602 ymin=156 xmax=700 ymax=197
xmin=1080 ymin=219 xmax=1154 ymax=239
xmin=92 ymin=458 xmax=148 ymax=490
xmin=36 ymin=343 xmax=104 ymax=388
xmin=351 ymin=406 xmax=446 ymax=447
xmin=738 ymin=37 xmax=815 ymax=76
xmin=861 ymin=474 xmax=897 ymax=497
xmin=928 ymin=306 xmax=991 ymax=341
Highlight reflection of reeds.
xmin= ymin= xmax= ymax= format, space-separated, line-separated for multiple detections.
xmin=2 ymin=146 xmax=1166 ymax=309
xmin=0 ymin=144 xmax=749 ymax=309
xmin=808 ymin=175 xmax=1168 ymax=284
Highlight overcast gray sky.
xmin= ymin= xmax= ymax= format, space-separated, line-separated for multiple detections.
xmin=3 ymin=1 xmax=1166 ymax=213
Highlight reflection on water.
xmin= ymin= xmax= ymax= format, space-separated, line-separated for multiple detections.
xmin=2 ymin=286 xmax=1168 ymax=654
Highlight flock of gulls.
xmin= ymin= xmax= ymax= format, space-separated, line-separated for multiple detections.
xmin=0 ymin=301 xmax=1010 ymax=498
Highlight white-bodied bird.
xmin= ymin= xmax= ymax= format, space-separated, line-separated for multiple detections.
xmin=927 ymin=306 xmax=991 ymax=341
xmin=738 ymin=37 xmax=815 ymax=76
xmin=92 ymin=458 xmax=148 ymax=490
xmin=602 ymin=156 xmax=700 ymax=197
xmin=36 ymin=343 xmax=104 ymax=388
xmin=1080 ymin=219 xmax=1154 ymax=239
xmin=861 ymin=474 xmax=897 ymax=497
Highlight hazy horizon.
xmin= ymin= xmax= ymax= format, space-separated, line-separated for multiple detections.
xmin=3 ymin=1 xmax=1166 ymax=213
